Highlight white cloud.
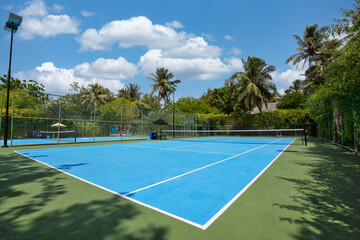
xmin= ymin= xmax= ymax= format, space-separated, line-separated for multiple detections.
xmin=163 ymin=37 xmax=221 ymax=59
xmin=77 ymin=16 xmax=188 ymax=51
xmin=51 ymin=4 xmax=64 ymax=13
xmin=227 ymin=47 xmax=242 ymax=56
xmin=74 ymin=57 xmax=138 ymax=79
xmin=77 ymin=16 xmax=234 ymax=81
xmin=201 ymin=33 xmax=214 ymax=42
xmin=76 ymin=16 xmax=243 ymax=80
xmin=3 ymin=4 xmax=13 ymax=11
xmin=224 ymin=35 xmax=235 ymax=41
xmin=80 ymin=10 xmax=95 ymax=18
xmin=165 ymin=20 xmax=184 ymax=29
xmin=18 ymin=0 xmax=79 ymax=40
xmin=271 ymin=64 xmax=306 ymax=94
xmin=139 ymin=50 xmax=243 ymax=80
xmin=14 ymin=57 xmax=138 ymax=95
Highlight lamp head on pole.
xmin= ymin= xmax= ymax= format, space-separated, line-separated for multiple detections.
xmin=4 ymin=13 xmax=22 ymax=33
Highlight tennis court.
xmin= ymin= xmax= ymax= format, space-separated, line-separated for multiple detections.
xmin=16 ymin=134 xmax=295 ymax=229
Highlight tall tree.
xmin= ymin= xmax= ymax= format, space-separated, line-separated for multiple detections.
xmin=286 ymin=24 xmax=329 ymax=68
xmin=286 ymin=24 xmax=341 ymax=88
xmin=201 ymin=86 xmax=242 ymax=114
xmin=284 ymin=79 xmax=305 ymax=94
xmin=117 ymin=83 xmax=151 ymax=108
xmin=148 ymin=67 xmax=175 ymax=108
xmin=141 ymin=93 xmax=161 ymax=109
xmin=82 ymin=83 xmax=111 ymax=108
xmin=230 ymin=56 xmax=277 ymax=113
xmin=117 ymin=83 xmax=142 ymax=101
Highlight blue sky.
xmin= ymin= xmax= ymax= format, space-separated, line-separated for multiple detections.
xmin=0 ymin=0 xmax=354 ymax=99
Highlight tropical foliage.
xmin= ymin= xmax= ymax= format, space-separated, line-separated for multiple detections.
xmin=175 ymin=97 xmax=220 ymax=114
xmin=117 ymin=83 xmax=151 ymax=108
xmin=286 ymin=24 xmax=342 ymax=91
xmin=229 ymin=56 xmax=277 ymax=113
xmin=148 ymin=67 xmax=176 ymax=108
xmin=82 ymin=83 xmax=112 ymax=107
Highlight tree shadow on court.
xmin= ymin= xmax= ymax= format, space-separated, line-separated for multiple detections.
xmin=0 ymin=152 xmax=65 ymax=211
xmin=273 ymin=139 xmax=360 ymax=240
xmin=0 ymin=151 xmax=169 ymax=240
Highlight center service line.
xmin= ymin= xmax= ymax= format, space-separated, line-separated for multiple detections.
xmin=124 ymin=139 xmax=282 ymax=196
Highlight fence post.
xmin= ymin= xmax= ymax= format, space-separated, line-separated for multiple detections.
xmin=141 ymin=107 xmax=144 ymax=139
xmin=340 ymin=113 xmax=344 ymax=146
xmin=10 ymin=90 xmax=14 ymax=146
xmin=93 ymin=101 xmax=96 ymax=142
xmin=353 ymin=110 xmax=358 ymax=154
xmin=58 ymin=99 xmax=61 ymax=143
xmin=0 ymin=88 xmax=3 ymax=139
xmin=120 ymin=105 xmax=123 ymax=141
xmin=333 ymin=107 xmax=336 ymax=143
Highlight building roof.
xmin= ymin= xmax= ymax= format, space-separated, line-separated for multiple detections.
xmin=250 ymin=102 xmax=277 ymax=114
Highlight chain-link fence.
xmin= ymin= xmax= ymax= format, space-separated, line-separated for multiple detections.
xmin=0 ymin=89 xmax=213 ymax=146
xmin=316 ymin=105 xmax=359 ymax=154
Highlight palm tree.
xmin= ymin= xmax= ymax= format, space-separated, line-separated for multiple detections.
xmin=286 ymin=24 xmax=341 ymax=88
xmin=82 ymin=83 xmax=111 ymax=108
xmin=117 ymin=83 xmax=151 ymax=108
xmin=148 ymin=67 xmax=175 ymax=108
xmin=286 ymin=24 xmax=329 ymax=68
xmin=117 ymin=83 xmax=142 ymax=101
xmin=230 ymin=56 xmax=277 ymax=113
xmin=284 ymin=79 xmax=305 ymax=94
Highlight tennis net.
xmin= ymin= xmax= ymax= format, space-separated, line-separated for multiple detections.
xmin=161 ymin=129 xmax=307 ymax=145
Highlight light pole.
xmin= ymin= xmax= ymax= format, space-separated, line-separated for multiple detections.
xmin=3 ymin=13 xmax=22 ymax=147
xmin=167 ymin=79 xmax=181 ymax=138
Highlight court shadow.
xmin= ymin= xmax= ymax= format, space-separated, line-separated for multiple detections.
xmin=19 ymin=154 xmax=49 ymax=158
xmin=58 ymin=163 xmax=88 ymax=170
xmin=278 ymin=150 xmax=298 ymax=153
xmin=0 ymin=151 xmax=169 ymax=240
xmin=272 ymin=139 xmax=360 ymax=239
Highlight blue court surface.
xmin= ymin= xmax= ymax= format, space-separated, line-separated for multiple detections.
xmin=1 ymin=136 xmax=145 ymax=146
xmin=16 ymin=137 xmax=294 ymax=229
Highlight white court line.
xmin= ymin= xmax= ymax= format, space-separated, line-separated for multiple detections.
xmin=14 ymin=150 xmax=205 ymax=229
xmin=14 ymin=138 xmax=293 ymax=230
xmin=166 ymin=142 xmax=212 ymax=149
xmin=123 ymin=144 xmax=235 ymax=156
xmin=123 ymin=139 xmax=282 ymax=197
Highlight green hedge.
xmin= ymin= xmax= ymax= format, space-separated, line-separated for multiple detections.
xmin=242 ymin=109 xmax=312 ymax=127
xmin=198 ymin=109 xmax=313 ymax=128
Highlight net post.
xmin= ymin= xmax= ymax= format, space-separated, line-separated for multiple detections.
xmin=74 ymin=130 xmax=77 ymax=143
xmin=304 ymin=127 xmax=307 ymax=146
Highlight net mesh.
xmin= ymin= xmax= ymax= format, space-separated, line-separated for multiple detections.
xmin=161 ymin=129 xmax=307 ymax=145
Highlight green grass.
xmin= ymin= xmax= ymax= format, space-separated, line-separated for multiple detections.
xmin=0 ymin=138 xmax=359 ymax=240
